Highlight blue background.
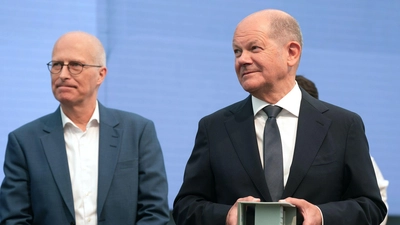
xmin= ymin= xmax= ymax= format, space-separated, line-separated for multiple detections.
xmin=1 ymin=1 xmax=399 ymax=215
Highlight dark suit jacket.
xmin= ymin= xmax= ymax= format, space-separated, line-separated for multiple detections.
xmin=0 ymin=102 xmax=169 ymax=225
xmin=173 ymin=89 xmax=386 ymax=225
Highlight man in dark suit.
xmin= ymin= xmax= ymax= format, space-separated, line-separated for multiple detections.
xmin=0 ymin=31 xmax=170 ymax=224
xmin=173 ymin=9 xmax=386 ymax=225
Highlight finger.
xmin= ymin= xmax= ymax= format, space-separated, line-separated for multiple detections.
xmin=281 ymin=197 xmax=305 ymax=207
xmin=237 ymin=196 xmax=261 ymax=202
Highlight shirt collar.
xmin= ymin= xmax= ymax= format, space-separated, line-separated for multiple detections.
xmin=252 ymin=82 xmax=302 ymax=117
xmin=61 ymin=101 xmax=100 ymax=128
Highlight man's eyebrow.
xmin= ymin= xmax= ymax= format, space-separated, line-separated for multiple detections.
xmin=248 ymin=40 xmax=261 ymax=46
xmin=235 ymin=39 xmax=261 ymax=46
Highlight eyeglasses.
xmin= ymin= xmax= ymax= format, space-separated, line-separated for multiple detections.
xmin=47 ymin=61 xmax=102 ymax=76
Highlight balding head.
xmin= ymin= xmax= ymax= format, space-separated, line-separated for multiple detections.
xmin=236 ymin=9 xmax=303 ymax=48
xmin=52 ymin=31 xmax=106 ymax=66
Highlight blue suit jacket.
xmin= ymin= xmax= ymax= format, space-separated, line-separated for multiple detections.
xmin=173 ymin=89 xmax=387 ymax=225
xmin=0 ymin=103 xmax=169 ymax=225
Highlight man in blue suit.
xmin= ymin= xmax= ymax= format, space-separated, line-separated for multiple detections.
xmin=0 ymin=31 xmax=169 ymax=224
xmin=173 ymin=9 xmax=386 ymax=225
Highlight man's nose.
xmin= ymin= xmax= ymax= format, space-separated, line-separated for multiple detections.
xmin=58 ymin=65 xmax=71 ymax=79
xmin=236 ymin=51 xmax=252 ymax=65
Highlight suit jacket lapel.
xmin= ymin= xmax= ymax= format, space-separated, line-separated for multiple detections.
xmin=96 ymin=103 xmax=121 ymax=216
xmin=283 ymin=90 xmax=331 ymax=197
xmin=41 ymin=107 xmax=75 ymax=218
xmin=224 ymin=96 xmax=272 ymax=201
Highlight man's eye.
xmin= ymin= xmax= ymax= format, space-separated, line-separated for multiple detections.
xmin=233 ymin=49 xmax=242 ymax=57
xmin=251 ymin=46 xmax=260 ymax=50
xmin=69 ymin=62 xmax=81 ymax=68
xmin=52 ymin=62 xmax=63 ymax=67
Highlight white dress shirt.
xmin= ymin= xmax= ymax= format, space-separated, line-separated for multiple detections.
xmin=253 ymin=83 xmax=326 ymax=223
xmin=252 ymin=83 xmax=301 ymax=187
xmin=61 ymin=102 xmax=100 ymax=225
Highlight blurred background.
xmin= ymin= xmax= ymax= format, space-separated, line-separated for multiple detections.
xmin=1 ymin=0 xmax=399 ymax=223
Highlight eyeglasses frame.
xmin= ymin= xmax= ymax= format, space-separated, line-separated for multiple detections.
xmin=47 ymin=61 xmax=102 ymax=76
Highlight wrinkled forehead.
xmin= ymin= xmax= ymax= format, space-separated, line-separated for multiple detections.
xmin=233 ymin=20 xmax=270 ymax=44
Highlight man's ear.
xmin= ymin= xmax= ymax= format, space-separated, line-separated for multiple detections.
xmin=97 ymin=67 xmax=107 ymax=85
xmin=287 ymin=41 xmax=301 ymax=67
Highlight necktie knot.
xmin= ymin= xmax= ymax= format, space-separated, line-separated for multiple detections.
xmin=263 ymin=105 xmax=282 ymax=119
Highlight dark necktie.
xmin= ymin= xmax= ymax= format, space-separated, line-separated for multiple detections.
xmin=262 ymin=105 xmax=283 ymax=202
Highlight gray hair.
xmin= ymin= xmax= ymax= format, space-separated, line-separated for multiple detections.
xmin=267 ymin=11 xmax=303 ymax=47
